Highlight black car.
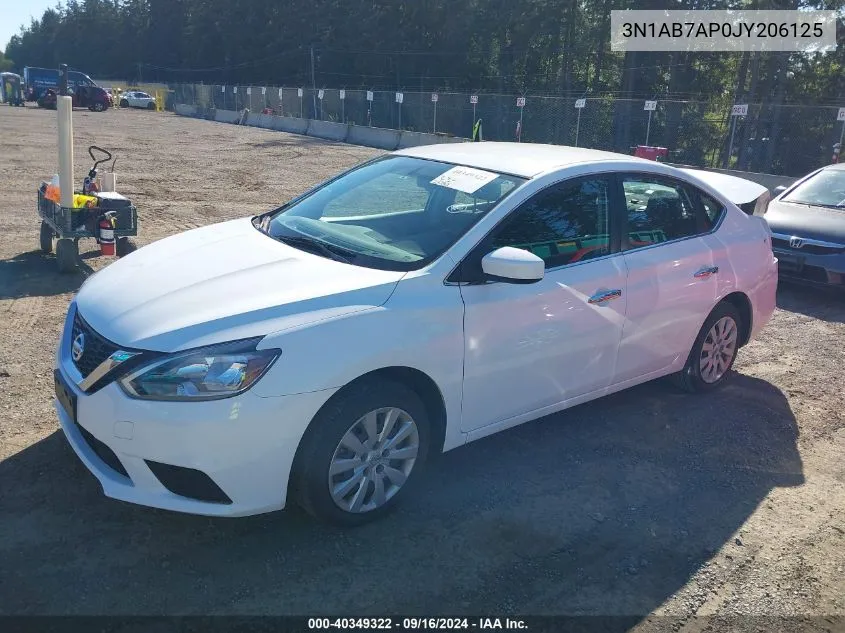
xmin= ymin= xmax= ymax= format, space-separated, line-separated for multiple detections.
xmin=765 ymin=164 xmax=845 ymax=287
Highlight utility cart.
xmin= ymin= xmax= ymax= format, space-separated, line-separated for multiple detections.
xmin=38 ymin=146 xmax=139 ymax=273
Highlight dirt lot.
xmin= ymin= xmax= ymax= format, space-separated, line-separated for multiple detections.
xmin=0 ymin=105 xmax=843 ymax=629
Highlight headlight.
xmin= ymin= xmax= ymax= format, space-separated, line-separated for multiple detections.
xmin=119 ymin=338 xmax=279 ymax=401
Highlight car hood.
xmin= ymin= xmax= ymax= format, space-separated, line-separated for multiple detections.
xmin=75 ymin=218 xmax=406 ymax=352
xmin=764 ymin=199 xmax=845 ymax=244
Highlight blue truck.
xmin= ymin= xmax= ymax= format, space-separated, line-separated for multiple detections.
xmin=23 ymin=66 xmax=98 ymax=101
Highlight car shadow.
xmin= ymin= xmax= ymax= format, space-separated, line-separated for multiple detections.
xmin=776 ymin=281 xmax=845 ymax=323
xmin=0 ymin=250 xmax=93 ymax=300
xmin=0 ymin=374 xmax=802 ymax=621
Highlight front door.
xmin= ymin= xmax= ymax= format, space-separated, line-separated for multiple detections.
xmin=458 ymin=175 xmax=627 ymax=432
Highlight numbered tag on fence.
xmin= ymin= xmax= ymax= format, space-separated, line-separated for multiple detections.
xmin=575 ymin=98 xmax=586 ymax=109
xmin=644 ymin=100 xmax=657 ymax=111
xmin=516 ymin=97 xmax=526 ymax=107
xmin=731 ymin=104 xmax=748 ymax=117
xmin=297 ymin=88 xmax=303 ymax=98
xmin=431 ymin=93 xmax=439 ymax=103
xmin=396 ymin=92 xmax=404 ymax=104
xmin=339 ymin=89 xmax=346 ymax=100
xmin=837 ymin=108 xmax=845 ymax=122
xmin=367 ymin=90 xmax=374 ymax=102
xmin=233 ymin=86 xmax=238 ymax=93
xmin=278 ymin=88 xmax=284 ymax=98
xmin=470 ymin=95 xmax=478 ymax=104
xmin=246 ymin=87 xmax=252 ymax=95
xmin=318 ymin=89 xmax=324 ymax=100
xmin=261 ymin=87 xmax=266 ymax=95
xmin=221 ymin=85 xmax=225 ymax=93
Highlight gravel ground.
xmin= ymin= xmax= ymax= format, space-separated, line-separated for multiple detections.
xmin=0 ymin=105 xmax=843 ymax=630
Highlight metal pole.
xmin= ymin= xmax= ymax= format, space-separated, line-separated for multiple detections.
xmin=727 ymin=116 xmax=737 ymax=168
xmin=341 ymin=94 xmax=345 ymax=123
xmin=518 ymin=106 xmax=524 ymax=142
xmin=398 ymin=100 xmax=402 ymax=130
xmin=839 ymin=120 xmax=845 ymax=152
xmin=310 ymin=45 xmax=317 ymax=119
xmin=433 ymin=100 xmax=437 ymax=133
xmin=575 ymin=109 xmax=582 ymax=147
xmin=472 ymin=102 xmax=476 ymax=134
xmin=645 ymin=110 xmax=652 ymax=146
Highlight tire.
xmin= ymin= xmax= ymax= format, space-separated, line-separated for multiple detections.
xmin=671 ymin=301 xmax=742 ymax=393
xmin=116 ymin=237 xmax=137 ymax=257
xmin=120 ymin=99 xmax=129 ymax=108
xmin=90 ymin=101 xmax=105 ymax=112
xmin=147 ymin=102 xmax=156 ymax=110
xmin=292 ymin=380 xmax=431 ymax=526
xmin=39 ymin=221 xmax=53 ymax=254
xmin=56 ymin=239 xmax=78 ymax=274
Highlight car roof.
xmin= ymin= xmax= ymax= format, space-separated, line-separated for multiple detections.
xmin=395 ymin=142 xmax=653 ymax=178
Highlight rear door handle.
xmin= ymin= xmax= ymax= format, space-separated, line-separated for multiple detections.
xmin=588 ymin=289 xmax=622 ymax=304
xmin=694 ymin=266 xmax=719 ymax=279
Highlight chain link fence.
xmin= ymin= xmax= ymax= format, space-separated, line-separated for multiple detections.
xmin=169 ymin=83 xmax=844 ymax=177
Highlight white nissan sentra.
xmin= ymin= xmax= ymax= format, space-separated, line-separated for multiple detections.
xmin=54 ymin=143 xmax=778 ymax=525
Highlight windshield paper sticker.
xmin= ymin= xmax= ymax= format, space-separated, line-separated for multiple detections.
xmin=431 ymin=166 xmax=498 ymax=194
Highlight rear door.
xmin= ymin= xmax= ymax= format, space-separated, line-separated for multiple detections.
xmin=613 ymin=173 xmax=718 ymax=384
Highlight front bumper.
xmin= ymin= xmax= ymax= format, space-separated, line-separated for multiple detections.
xmin=773 ymin=248 xmax=845 ymax=288
xmin=54 ymin=308 xmax=337 ymax=517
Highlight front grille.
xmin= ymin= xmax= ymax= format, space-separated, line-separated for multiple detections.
xmin=76 ymin=422 xmax=130 ymax=478
xmin=71 ymin=311 xmax=119 ymax=378
xmin=771 ymin=238 xmax=845 ymax=256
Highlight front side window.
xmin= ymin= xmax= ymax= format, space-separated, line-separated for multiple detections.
xmin=623 ymin=176 xmax=699 ymax=248
xmin=489 ymin=177 xmax=612 ymax=269
xmin=783 ymin=168 xmax=845 ymax=209
xmin=261 ymin=156 xmax=525 ymax=271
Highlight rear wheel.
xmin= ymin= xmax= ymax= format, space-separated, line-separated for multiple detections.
xmin=56 ymin=238 xmax=78 ymax=274
xmin=293 ymin=380 xmax=431 ymax=526
xmin=672 ymin=301 xmax=742 ymax=393
xmin=39 ymin=221 xmax=53 ymax=254
xmin=147 ymin=101 xmax=156 ymax=110
xmin=116 ymin=237 xmax=137 ymax=257
xmin=120 ymin=99 xmax=129 ymax=108
xmin=90 ymin=101 xmax=105 ymax=112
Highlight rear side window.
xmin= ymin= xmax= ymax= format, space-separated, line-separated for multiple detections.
xmin=622 ymin=176 xmax=700 ymax=248
xmin=698 ymin=192 xmax=726 ymax=229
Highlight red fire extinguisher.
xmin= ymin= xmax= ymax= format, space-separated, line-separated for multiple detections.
xmin=98 ymin=213 xmax=116 ymax=256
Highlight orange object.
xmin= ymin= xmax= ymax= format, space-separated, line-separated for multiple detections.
xmin=45 ymin=184 xmax=60 ymax=203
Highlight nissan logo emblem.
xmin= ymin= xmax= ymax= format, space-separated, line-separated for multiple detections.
xmin=71 ymin=333 xmax=86 ymax=362
xmin=789 ymin=237 xmax=804 ymax=249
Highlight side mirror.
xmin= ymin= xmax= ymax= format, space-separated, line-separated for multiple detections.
xmin=481 ymin=247 xmax=545 ymax=284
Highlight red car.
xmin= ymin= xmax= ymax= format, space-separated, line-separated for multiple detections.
xmin=38 ymin=85 xmax=112 ymax=112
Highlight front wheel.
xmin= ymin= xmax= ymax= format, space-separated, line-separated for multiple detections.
xmin=120 ymin=99 xmax=129 ymax=108
xmin=293 ymin=380 xmax=431 ymax=525
xmin=90 ymin=101 xmax=106 ymax=112
xmin=672 ymin=301 xmax=742 ymax=392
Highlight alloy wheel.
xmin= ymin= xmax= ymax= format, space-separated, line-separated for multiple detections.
xmin=699 ymin=316 xmax=738 ymax=384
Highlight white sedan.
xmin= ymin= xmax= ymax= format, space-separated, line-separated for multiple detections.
xmin=119 ymin=90 xmax=156 ymax=109
xmin=53 ymin=143 xmax=778 ymax=525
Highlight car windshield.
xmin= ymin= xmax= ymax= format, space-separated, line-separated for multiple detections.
xmin=258 ymin=156 xmax=525 ymax=271
xmin=783 ymin=169 xmax=845 ymax=208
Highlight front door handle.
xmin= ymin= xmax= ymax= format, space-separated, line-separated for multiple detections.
xmin=588 ymin=289 xmax=622 ymax=304
xmin=694 ymin=266 xmax=719 ymax=279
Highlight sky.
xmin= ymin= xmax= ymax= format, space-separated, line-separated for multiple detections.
xmin=1 ymin=0 xmax=55 ymax=53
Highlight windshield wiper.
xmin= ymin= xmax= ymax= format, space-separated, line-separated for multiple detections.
xmin=275 ymin=234 xmax=353 ymax=263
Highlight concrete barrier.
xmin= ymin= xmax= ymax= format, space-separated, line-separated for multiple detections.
xmin=398 ymin=131 xmax=468 ymax=149
xmin=174 ymin=103 xmax=198 ymax=117
xmin=275 ymin=116 xmax=310 ymax=135
xmin=247 ymin=112 xmax=275 ymax=129
xmin=307 ymin=119 xmax=349 ymax=142
xmin=669 ymin=163 xmax=796 ymax=191
xmin=347 ymin=125 xmax=401 ymax=150
xmin=213 ymin=109 xmax=242 ymax=124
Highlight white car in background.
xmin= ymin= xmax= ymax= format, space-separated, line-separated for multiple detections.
xmin=119 ymin=90 xmax=156 ymax=110
xmin=53 ymin=143 xmax=778 ymax=525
